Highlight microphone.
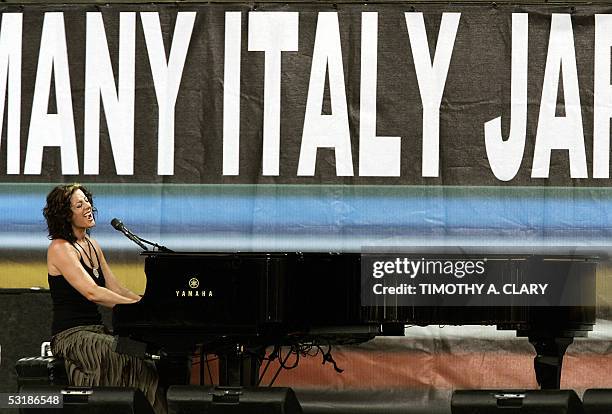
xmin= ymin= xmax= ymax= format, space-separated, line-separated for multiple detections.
xmin=110 ymin=218 xmax=149 ymax=251
xmin=110 ymin=218 xmax=173 ymax=252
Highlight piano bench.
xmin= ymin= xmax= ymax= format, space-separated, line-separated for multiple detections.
xmin=15 ymin=356 xmax=68 ymax=388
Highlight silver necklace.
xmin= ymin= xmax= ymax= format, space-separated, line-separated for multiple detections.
xmin=77 ymin=238 xmax=99 ymax=278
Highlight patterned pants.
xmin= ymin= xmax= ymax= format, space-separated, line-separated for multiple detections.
xmin=51 ymin=325 xmax=166 ymax=414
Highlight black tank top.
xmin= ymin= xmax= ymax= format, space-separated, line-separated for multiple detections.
xmin=48 ymin=244 xmax=106 ymax=335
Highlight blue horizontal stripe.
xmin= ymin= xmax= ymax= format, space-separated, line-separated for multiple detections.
xmin=1 ymin=185 xmax=612 ymax=250
xmin=3 ymin=193 xmax=612 ymax=229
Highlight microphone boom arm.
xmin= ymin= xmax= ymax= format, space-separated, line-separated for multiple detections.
xmin=130 ymin=234 xmax=173 ymax=252
xmin=123 ymin=230 xmax=149 ymax=251
xmin=111 ymin=218 xmax=173 ymax=252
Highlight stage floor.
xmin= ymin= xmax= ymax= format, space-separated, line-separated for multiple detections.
xmin=238 ymin=319 xmax=612 ymax=414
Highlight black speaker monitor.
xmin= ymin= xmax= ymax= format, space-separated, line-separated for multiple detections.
xmin=583 ymin=389 xmax=612 ymax=414
xmin=451 ymin=390 xmax=583 ymax=413
xmin=167 ymin=386 xmax=303 ymax=414
xmin=18 ymin=386 xmax=155 ymax=414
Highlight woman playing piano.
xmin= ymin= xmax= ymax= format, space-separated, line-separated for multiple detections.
xmin=44 ymin=183 xmax=166 ymax=414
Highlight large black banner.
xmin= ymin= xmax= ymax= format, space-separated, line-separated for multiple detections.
xmin=0 ymin=4 xmax=611 ymax=185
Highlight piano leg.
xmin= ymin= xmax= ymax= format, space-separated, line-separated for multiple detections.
xmin=218 ymin=346 xmax=262 ymax=386
xmin=528 ymin=335 xmax=573 ymax=390
xmin=156 ymin=352 xmax=193 ymax=387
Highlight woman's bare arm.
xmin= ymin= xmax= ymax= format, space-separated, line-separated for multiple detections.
xmin=48 ymin=240 xmax=137 ymax=308
xmin=89 ymin=238 xmax=142 ymax=301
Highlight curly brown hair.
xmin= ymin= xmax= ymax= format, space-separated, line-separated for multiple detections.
xmin=43 ymin=184 xmax=96 ymax=243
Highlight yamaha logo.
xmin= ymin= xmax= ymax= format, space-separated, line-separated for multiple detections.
xmin=176 ymin=277 xmax=213 ymax=298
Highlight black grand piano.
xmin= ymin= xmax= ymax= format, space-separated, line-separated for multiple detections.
xmin=112 ymin=251 xmax=598 ymax=390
